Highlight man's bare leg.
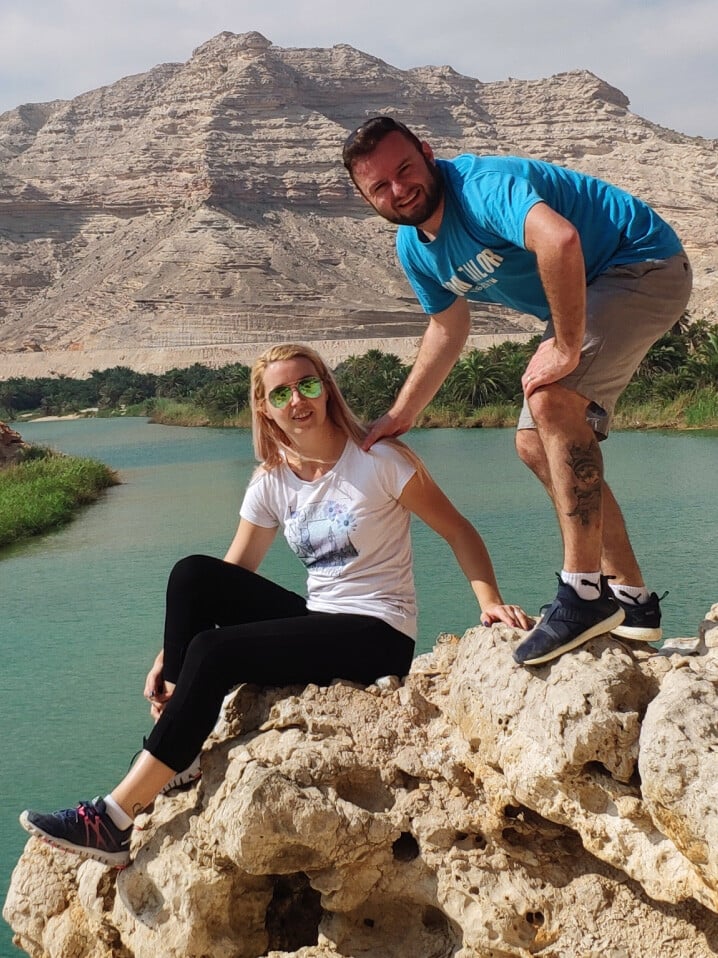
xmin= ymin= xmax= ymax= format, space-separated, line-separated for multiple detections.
xmin=515 ymin=421 xmax=644 ymax=584
xmin=517 ymin=383 xmax=603 ymax=573
xmin=599 ymin=483 xmax=644 ymax=585
xmin=512 ymin=383 xmax=625 ymax=665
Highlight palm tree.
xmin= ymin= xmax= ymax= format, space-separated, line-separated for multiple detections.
xmin=687 ymin=325 xmax=718 ymax=387
xmin=0 ymin=383 xmax=17 ymax=419
xmin=198 ymin=368 xmax=251 ymax=417
xmin=484 ymin=340 xmax=532 ymax=403
xmin=334 ymin=351 xmax=409 ymax=421
xmin=440 ymin=350 xmax=508 ymax=408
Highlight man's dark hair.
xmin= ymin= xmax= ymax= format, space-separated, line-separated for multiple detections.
xmin=342 ymin=116 xmax=423 ymax=180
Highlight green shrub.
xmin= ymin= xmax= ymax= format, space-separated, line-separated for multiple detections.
xmin=146 ymin=399 xmax=211 ymax=426
xmin=683 ymin=388 xmax=718 ymax=428
xmin=0 ymin=448 xmax=119 ymax=546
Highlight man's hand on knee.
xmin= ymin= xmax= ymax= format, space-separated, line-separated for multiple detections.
xmin=522 ymin=337 xmax=581 ymax=397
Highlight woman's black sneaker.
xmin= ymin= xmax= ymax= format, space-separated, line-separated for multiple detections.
xmin=20 ymin=797 xmax=132 ymax=867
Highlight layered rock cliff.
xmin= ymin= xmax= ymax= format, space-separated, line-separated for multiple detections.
xmin=5 ymin=606 xmax=718 ymax=957
xmin=0 ymin=31 xmax=716 ymax=378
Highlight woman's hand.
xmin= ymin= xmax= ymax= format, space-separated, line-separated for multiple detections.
xmin=143 ymin=652 xmax=175 ymax=721
xmin=480 ymin=604 xmax=533 ymax=630
xmin=147 ymin=680 xmax=176 ymax=721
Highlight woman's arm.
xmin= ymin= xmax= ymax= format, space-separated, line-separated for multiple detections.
xmin=224 ymin=517 xmax=278 ymax=570
xmin=398 ymin=472 xmax=531 ymax=629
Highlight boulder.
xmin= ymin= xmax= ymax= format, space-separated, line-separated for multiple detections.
xmin=0 ymin=421 xmax=26 ymax=466
xmin=5 ymin=614 xmax=718 ymax=957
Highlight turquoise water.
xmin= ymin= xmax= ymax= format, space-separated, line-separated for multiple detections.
xmin=1 ymin=418 xmax=716 ymax=954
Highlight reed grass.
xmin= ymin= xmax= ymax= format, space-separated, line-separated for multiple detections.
xmin=143 ymin=394 xmax=718 ymax=431
xmin=144 ymin=398 xmax=252 ymax=428
xmin=418 ymin=402 xmax=521 ymax=428
xmin=0 ymin=449 xmax=119 ymax=546
xmin=613 ymin=390 xmax=718 ymax=431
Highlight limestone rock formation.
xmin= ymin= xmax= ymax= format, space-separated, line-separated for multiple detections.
xmin=5 ymin=603 xmax=718 ymax=957
xmin=0 ymin=31 xmax=716 ymax=379
xmin=0 ymin=421 xmax=26 ymax=466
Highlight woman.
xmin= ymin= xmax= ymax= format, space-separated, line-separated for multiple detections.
xmin=20 ymin=343 xmax=530 ymax=867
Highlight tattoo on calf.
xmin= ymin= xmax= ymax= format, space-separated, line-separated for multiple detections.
xmin=565 ymin=440 xmax=602 ymax=526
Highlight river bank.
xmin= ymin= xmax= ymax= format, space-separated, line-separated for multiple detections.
xmin=0 ymin=449 xmax=119 ymax=547
xmin=141 ymin=393 xmax=718 ymax=432
xmin=13 ymin=391 xmax=718 ymax=434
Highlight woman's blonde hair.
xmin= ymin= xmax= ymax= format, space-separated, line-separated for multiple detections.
xmin=250 ymin=343 xmax=426 ymax=477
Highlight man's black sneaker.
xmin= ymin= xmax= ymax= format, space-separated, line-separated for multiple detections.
xmin=19 ymin=797 xmax=131 ymax=867
xmin=611 ymin=590 xmax=666 ymax=643
xmin=513 ymin=576 xmax=625 ymax=667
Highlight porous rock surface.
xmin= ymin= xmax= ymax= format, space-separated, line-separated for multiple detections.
xmin=5 ymin=604 xmax=718 ymax=957
xmin=0 ymin=421 xmax=26 ymax=466
xmin=0 ymin=31 xmax=716 ymax=379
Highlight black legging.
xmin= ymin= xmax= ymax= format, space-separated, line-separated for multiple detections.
xmin=143 ymin=555 xmax=415 ymax=770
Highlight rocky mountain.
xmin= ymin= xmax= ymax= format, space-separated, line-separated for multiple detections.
xmin=6 ymin=609 xmax=718 ymax=957
xmin=0 ymin=30 xmax=716 ymax=378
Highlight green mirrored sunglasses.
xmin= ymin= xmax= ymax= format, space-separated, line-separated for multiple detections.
xmin=267 ymin=376 xmax=324 ymax=409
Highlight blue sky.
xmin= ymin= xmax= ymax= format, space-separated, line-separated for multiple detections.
xmin=1 ymin=0 xmax=716 ymax=139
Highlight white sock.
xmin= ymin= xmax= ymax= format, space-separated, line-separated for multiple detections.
xmin=610 ymin=583 xmax=650 ymax=605
xmin=560 ymin=571 xmax=602 ymax=601
xmin=103 ymin=794 xmax=134 ymax=831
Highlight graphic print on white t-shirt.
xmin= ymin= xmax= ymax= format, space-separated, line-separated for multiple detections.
xmin=285 ymin=500 xmax=358 ymax=574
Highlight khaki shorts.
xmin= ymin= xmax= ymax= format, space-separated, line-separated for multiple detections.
xmin=517 ymin=252 xmax=693 ymax=438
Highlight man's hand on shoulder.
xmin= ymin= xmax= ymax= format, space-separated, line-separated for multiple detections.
xmin=362 ymin=409 xmax=416 ymax=450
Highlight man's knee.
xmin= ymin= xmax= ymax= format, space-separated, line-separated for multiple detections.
xmin=516 ymin=428 xmax=545 ymax=475
xmin=528 ymin=383 xmax=591 ymax=430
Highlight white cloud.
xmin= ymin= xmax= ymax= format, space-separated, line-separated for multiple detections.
xmin=0 ymin=0 xmax=715 ymax=138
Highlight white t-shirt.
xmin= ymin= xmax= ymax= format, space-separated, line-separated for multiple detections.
xmin=240 ymin=440 xmax=418 ymax=638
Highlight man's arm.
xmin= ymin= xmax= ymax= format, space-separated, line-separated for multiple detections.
xmin=521 ymin=202 xmax=586 ymax=398
xmin=362 ymin=297 xmax=471 ymax=448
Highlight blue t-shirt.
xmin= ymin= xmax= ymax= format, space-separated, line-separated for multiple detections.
xmin=397 ymin=155 xmax=683 ymax=320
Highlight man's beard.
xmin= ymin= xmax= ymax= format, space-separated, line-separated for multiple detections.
xmin=379 ymin=159 xmax=444 ymax=227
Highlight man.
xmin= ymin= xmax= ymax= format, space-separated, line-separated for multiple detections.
xmin=342 ymin=115 xmax=692 ymax=667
